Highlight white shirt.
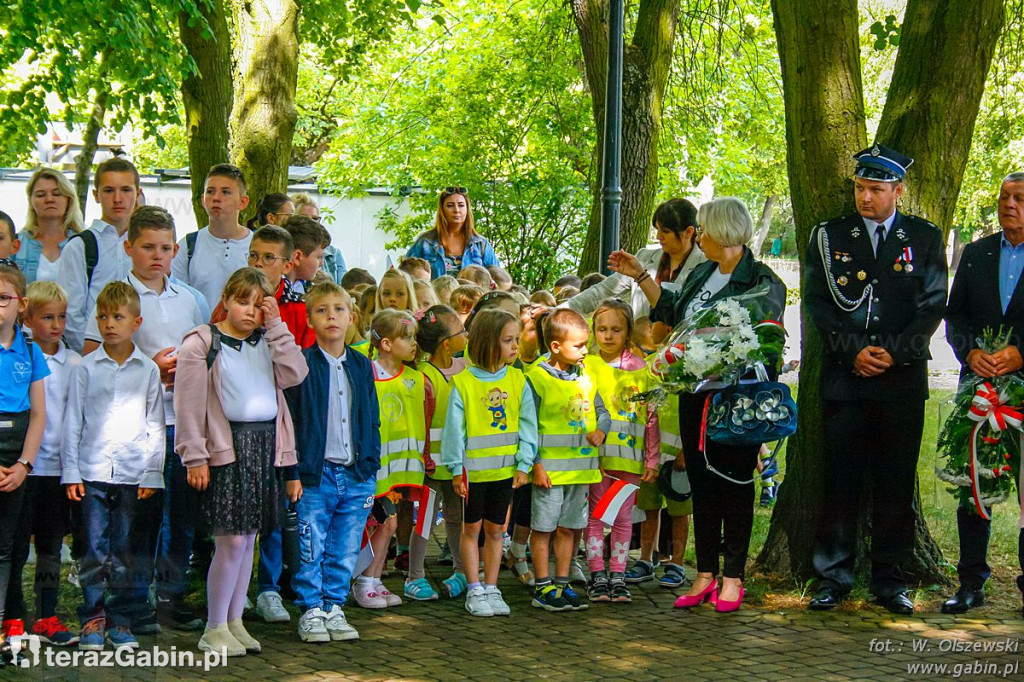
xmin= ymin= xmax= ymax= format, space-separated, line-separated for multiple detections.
xmin=218 ymin=335 xmax=278 ymax=422
xmin=35 ymin=343 xmax=82 ymax=477
xmin=372 ymin=360 xmax=394 ymax=380
xmin=61 ymin=344 xmax=165 ymax=488
xmin=684 ymin=269 xmax=732 ymax=320
xmin=34 ymin=254 xmax=61 ymax=283
xmin=171 ymin=228 xmax=253 ymax=309
xmin=57 ymin=220 xmax=131 ymax=353
xmin=85 ymin=272 xmax=205 ymax=425
xmin=322 ymin=346 xmax=354 ymax=465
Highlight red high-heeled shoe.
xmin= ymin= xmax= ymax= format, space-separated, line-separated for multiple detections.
xmin=715 ymin=585 xmax=745 ymax=613
xmin=673 ymin=579 xmax=718 ymax=608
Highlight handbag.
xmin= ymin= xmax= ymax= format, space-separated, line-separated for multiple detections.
xmin=703 ymin=364 xmax=797 ymax=447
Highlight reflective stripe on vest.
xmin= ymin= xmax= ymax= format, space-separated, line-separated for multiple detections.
xmin=584 ymin=355 xmax=649 ymax=475
xmin=375 ymin=366 xmax=428 ymax=496
xmin=528 ymin=367 xmax=601 ymax=485
xmin=658 ymin=393 xmax=682 ymax=462
xmin=452 ymin=368 xmax=525 ymax=483
xmin=418 ymin=361 xmax=457 ymax=481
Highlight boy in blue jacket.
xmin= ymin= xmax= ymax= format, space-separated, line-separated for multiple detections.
xmin=284 ymin=282 xmax=380 ymax=643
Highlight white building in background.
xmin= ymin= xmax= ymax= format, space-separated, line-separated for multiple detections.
xmin=0 ymin=166 xmax=412 ymax=280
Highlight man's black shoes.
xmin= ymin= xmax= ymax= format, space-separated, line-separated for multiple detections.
xmin=941 ymin=587 xmax=984 ymax=614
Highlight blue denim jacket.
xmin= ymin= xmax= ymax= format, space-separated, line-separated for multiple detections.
xmin=13 ymin=229 xmax=72 ymax=282
xmin=405 ymin=230 xmax=501 ymax=279
xmin=322 ymin=244 xmax=347 ymax=284
xmin=284 ymin=345 xmax=381 ymax=486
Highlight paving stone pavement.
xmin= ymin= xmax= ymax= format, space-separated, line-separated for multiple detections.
xmin=8 ymin=555 xmax=1024 ymax=681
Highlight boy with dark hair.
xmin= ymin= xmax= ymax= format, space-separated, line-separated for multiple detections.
xmin=340 ymin=268 xmax=376 ymax=292
xmin=63 ymin=281 xmax=165 ymax=651
xmin=57 ymin=158 xmax=141 ymax=351
xmin=0 ymin=211 xmax=19 ymax=261
xmin=170 ymin=164 xmax=253 ymax=308
xmin=282 ymin=215 xmax=331 ymax=294
xmin=399 ymin=257 xmax=431 ymax=282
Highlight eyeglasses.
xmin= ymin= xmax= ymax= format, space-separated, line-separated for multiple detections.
xmin=273 ymin=211 xmax=294 ymax=218
xmin=0 ymin=258 xmax=16 ymax=268
xmin=442 ymin=186 xmax=468 ymax=197
xmin=247 ymin=251 xmax=291 ymax=265
xmin=442 ymin=329 xmax=468 ymax=341
xmin=695 ymin=225 xmax=706 ymax=238
xmin=0 ymin=294 xmax=22 ymax=308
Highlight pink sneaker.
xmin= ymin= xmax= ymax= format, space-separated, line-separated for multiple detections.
xmin=375 ymin=581 xmax=403 ymax=607
xmin=352 ymin=581 xmax=387 ymax=609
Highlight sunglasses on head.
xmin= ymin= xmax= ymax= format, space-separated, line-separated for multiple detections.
xmin=442 ymin=186 xmax=468 ymax=197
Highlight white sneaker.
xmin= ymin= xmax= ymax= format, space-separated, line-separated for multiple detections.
xmin=255 ymin=591 xmax=291 ymax=623
xmin=68 ymin=559 xmax=81 ymax=588
xmin=375 ymin=581 xmax=402 ymax=607
xmin=198 ymin=624 xmax=246 ymax=657
xmin=297 ymin=608 xmax=330 ymax=643
xmin=324 ymin=605 xmax=359 ymax=641
xmin=570 ymin=559 xmax=588 ymax=585
xmin=351 ymin=580 xmax=387 ymax=609
xmin=227 ymin=619 xmax=261 ymax=653
xmin=465 ymin=586 xmax=494 ymax=617
xmin=484 ymin=586 xmax=510 ymax=616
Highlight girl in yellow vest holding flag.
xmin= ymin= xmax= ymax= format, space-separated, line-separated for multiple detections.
xmin=352 ymin=310 xmax=434 ymax=610
xmin=441 ymin=309 xmax=537 ymax=618
xmin=582 ymin=300 xmax=660 ymax=603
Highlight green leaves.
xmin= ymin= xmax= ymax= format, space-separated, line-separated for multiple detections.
xmin=869 ymin=14 xmax=901 ymax=51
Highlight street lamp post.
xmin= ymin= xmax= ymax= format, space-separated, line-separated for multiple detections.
xmin=599 ymin=0 xmax=624 ymax=275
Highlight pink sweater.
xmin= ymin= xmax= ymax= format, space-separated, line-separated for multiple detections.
xmin=173 ymin=317 xmax=308 ymax=469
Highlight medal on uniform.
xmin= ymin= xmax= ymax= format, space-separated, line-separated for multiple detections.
xmin=894 ymin=262 xmax=903 ymax=272
xmin=857 ymin=270 xmax=866 ymax=281
xmin=905 ymin=263 xmax=914 ymax=272
xmin=838 ymin=276 xmax=848 ymax=286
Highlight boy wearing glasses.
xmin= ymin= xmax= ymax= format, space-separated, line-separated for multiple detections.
xmin=171 ymin=164 xmax=253 ymax=308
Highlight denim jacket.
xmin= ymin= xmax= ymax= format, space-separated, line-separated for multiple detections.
xmin=13 ymin=229 xmax=72 ymax=283
xmin=406 ymin=230 xmax=501 ymax=279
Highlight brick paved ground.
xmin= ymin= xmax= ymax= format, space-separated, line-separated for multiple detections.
xmin=10 ymin=543 xmax=1023 ymax=682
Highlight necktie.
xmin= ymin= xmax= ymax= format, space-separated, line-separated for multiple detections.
xmin=874 ymin=223 xmax=886 ymax=258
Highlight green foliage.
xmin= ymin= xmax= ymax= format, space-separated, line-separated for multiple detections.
xmin=869 ymin=14 xmax=901 ymax=51
xmin=316 ymin=0 xmax=594 ymax=290
xmin=0 ymin=0 xmax=201 ymax=162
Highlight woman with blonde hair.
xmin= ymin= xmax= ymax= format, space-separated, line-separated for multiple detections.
xmin=405 ymin=187 xmax=501 ymax=279
xmin=14 ymin=169 xmax=84 ymax=282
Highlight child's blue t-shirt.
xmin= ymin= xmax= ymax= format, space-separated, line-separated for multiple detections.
xmin=0 ymin=327 xmax=51 ymax=412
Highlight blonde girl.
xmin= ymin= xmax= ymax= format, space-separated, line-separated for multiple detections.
xmin=375 ymin=269 xmax=418 ymax=313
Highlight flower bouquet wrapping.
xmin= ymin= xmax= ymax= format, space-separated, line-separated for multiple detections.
xmin=936 ymin=326 xmax=1023 ymax=519
xmin=637 ymin=286 xmax=794 ymax=447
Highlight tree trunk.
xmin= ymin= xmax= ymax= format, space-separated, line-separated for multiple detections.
xmin=571 ymin=0 xmax=680 ymax=274
xmin=950 ymin=229 xmax=967 ymax=272
xmin=73 ymin=85 xmax=110 ymax=217
xmin=750 ymin=194 xmax=777 ymax=256
xmin=179 ymin=0 xmax=233 ymax=228
xmin=875 ymin=0 xmax=1003 ymax=234
xmin=230 ymin=0 xmax=301 ymax=222
xmin=756 ymin=0 xmax=866 ymax=581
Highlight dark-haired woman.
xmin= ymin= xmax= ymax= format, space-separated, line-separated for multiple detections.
xmin=406 ymin=187 xmax=501 ymax=279
xmin=564 ymin=198 xmax=706 ymax=319
xmin=246 ymin=193 xmax=294 ymax=230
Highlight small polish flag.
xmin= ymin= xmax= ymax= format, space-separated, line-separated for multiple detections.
xmin=592 ymin=480 xmax=639 ymax=526
xmin=353 ymin=526 xmax=375 ymax=576
xmin=414 ymin=486 xmax=438 ymax=539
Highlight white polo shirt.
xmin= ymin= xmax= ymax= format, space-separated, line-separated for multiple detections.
xmin=171 ymin=227 xmax=253 ymax=309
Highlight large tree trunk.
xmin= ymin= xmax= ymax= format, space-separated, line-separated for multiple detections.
xmin=875 ymin=0 xmax=1003 ymax=233
xmin=750 ymin=194 xmax=777 ymax=256
xmin=73 ymin=85 xmax=110 ymax=217
xmin=757 ymin=0 xmax=866 ymax=581
xmin=572 ymin=0 xmax=679 ymax=274
xmin=230 ymin=0 xmax=301 ymax=221
xmin=179 ymin=0 xmax=233 ymax=228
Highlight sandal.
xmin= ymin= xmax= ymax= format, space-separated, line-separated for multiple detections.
xmin=403 ymin=578 xmax=439 ymax=601
xmin=624 ymin=560 xmax=656 ymax=584
xmin=659 ymin=563 xmax=689 ymax=589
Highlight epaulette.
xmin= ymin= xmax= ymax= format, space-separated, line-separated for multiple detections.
xmin=901 ymin=213 xmax=941 ymax=233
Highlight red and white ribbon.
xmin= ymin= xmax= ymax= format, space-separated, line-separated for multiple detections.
xmin=966 ymin=382 xmax=1023 ymax=520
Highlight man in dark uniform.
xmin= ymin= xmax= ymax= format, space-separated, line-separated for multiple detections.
xmin=803 ymin=144 xmax=948 ymax=614
xmin=942 ymin=172 xmax=1024 ymax=616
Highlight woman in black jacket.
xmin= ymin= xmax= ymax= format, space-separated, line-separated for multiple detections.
xmin=608 ymin=196 xmax=786 ymax=613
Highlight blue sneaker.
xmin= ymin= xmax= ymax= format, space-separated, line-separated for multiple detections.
xmin=78 ymin=619 xmax=105 ymax=651
xmin=761 ymin=457 xmax=779 ymax=480
xmin=403 ymin=577 xmax=439 ymax=601
xmin=105 ymin=626 xmax=139 ymax=650
xmin=442 ymin=572 xmax=468 ymax=599
xmin=531 ymin=584 xmax=572 ymax=612
xmin=561 ymin=584 xmax=590 ymax=611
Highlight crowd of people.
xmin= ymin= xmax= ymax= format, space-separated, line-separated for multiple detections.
xmin=0 ymin=144 xmax=1021 ymax=664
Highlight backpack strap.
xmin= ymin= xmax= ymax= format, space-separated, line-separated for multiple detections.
xmin=71 ymin=230 xmax=99 ymax=287
xmin=186 ymin=231 xmax=199 ymax=265
xmin=206 ymin=323 xmax=222 ymax=371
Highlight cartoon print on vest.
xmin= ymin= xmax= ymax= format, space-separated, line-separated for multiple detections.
xmin=614 ymin=384 xmax=640 ymax=448
xmin=483 ymin=387 xmax=509 ymax=431
xmin=380 ymin=393 xmax=405 ymax=422
xmin=562 ymin=393 xmax=593 ymax=455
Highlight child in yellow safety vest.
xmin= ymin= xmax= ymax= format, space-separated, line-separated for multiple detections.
xmin=441 ymin=309 xmax=537 ymax=617
xmin=351 ymin=310 xmax=434 ymax=610
xmin=514 ymin=309 xmax=610 ymax=613
xmin=408 ymin=305 xmax=470 ymax=601
xmin=582 ymin=300 xmax=660 ymax=604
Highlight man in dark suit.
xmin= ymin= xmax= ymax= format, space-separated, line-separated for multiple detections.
xmin=803 ymin=144 xmax=948 ymax=614
xmin=942 ymin=173 xmax=1024 ymax=616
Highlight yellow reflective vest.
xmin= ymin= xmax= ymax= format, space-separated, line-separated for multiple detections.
xmin=583 ymin=355 xmax=648 ymax=474
xmin=374 ymin=365 xmax=427 ymax=496
xmin=451 ymin=367 xmax=525 ymax=482
xmin=417 ymin=361 xmax=460 ymax=481
xmin=528 ymin=367 xmax=601 ymax=485
xmin=658 ymin=393 xmax=682 ymax=464
xmin=350 ymin=340 xmax=372 ymax=358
